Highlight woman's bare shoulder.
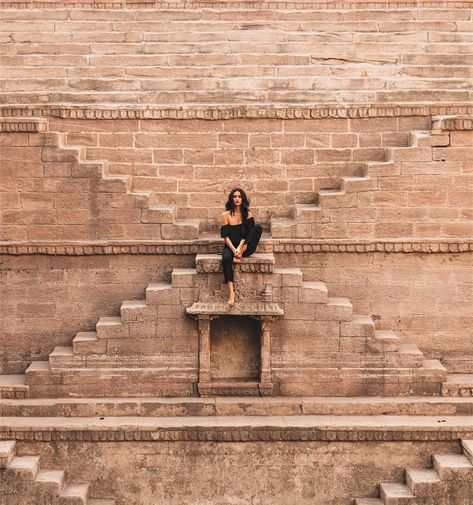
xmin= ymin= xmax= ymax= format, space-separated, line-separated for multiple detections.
xmin=247 ymin=211 xmax=253 ymax=219
xmin=221 ymin=211 xmax=230 ymax=224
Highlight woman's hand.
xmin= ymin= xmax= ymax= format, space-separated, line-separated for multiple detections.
xmin=234 ymin=246 xmax=242 ymax=258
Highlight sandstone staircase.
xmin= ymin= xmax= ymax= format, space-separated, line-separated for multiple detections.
xmin=0 ymin=440 xmax=115 ymax=504
xmin=0 ymin=117 xmax=201 ymax=240
xmin=270 ymin=128 xmax=450 ymax=238
xmin=0 ymin=252 xmax=447 ymax=398
xmin=354 ymin=439 xmax=473 ymax=505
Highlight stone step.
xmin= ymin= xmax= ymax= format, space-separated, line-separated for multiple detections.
xmin=0 ymin=374 xmax=29 ymax=399
xmin=340 ymin=175 xmax=374 ymax=193
xmin=195 ymin=252 xmax=275 ymax=274
xmin=341 ymin=314 xmax=375 ymax=338
xmin=9 ymin=455 xmax=41 ymax=480
xmin=354 ymin=499 xmax=383 ymax=505
xmin=432 ymin=453 xmax=473 ymax=479
xmin=87 ymin=500 xmax=116 ymax=505
xmin=442 ymin=374 xmax=473 ymax=397
xmin=273 ymin=267 xmax=303 ymax=287
xmin=462 ymin=439 xmax=473 ymax=463
xmin=409 ymin=131 xmax=450 ymax=148
xmin=145 ymin=282 xmax=177 ymax=305
xmin=300 ymin=281 xmax=328 ymax=304
xmin=292 ymin=203 xmax=323 ymax=222
xmin=162 ymin=219 xmax=200 ymax=240
xmin=0 ymin=440 xmax=16 ymax=468
xmin=316 ymin=297 xmax=353 ymax=321
xmin=405 ymin=468 xmax=441 ymax=495
xmin=73 ymin=332 xmax=106 ymax=354
xmin=96 ymin=317 xmax=127 ymax=339
xmin=317 ymin=189 xmax=347 ymax=208
xmin=49 ymin=346 xmax=83 ymax=368
xmin=141 ymin=204 xmax=176 ymax=224
xmin=379 ymin=481 xmax=414 ymax=503
xmin=120 ymin=300 xmax=156 ymax=323
xmin=7 ymin=396 xmax=473 ymax=418
xmin=59 ymin=483 xmax=90 ymax=504
xmin=36 ymin=469 xmax=66 ymax=495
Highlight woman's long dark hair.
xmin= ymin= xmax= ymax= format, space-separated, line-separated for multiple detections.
xmin=225 ymin=188 xmax=250 ymax=222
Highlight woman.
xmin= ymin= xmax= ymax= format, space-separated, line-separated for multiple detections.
xmin=220 ymin=188 xmax=263 ymax=306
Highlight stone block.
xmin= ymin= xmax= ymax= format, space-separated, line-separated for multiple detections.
xmin=127 ymin=320 xmax=158 ymax=338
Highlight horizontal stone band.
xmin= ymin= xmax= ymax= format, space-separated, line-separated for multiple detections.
xmin=1 ymin=240 xmax=473 ymax=255
xmin=2 ymin=104 xmax=473 ymax=121
xmin=1 ymin=0 xmax=473 ymax=9
xmin=0 ymin=427 xmax=470 ymax=443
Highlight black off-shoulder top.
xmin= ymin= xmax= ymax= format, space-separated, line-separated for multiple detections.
xmin=220 ymin=217 xmax=255 ymax=247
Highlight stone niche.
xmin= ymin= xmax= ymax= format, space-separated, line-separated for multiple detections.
xmin=210 ymin=316 xmax=261 ymax=382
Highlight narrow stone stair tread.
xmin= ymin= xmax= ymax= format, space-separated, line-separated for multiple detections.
xmin=36 ymin=469 xmax=65 ymax=488
xmin=405 ymin=467 xmax=441 ymax=489
xmin=60 ymin=483 xmax=90 ymax=500
xmin=433 ymin=453 xmax=473 ymax=469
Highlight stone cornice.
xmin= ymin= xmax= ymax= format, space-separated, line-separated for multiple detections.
xmin=434 ymin=116 xmax=473 ymax=131
xmin=0 ymin=426 xmax=470 ymax=443
xmin=1 ymin=239 xmax=473 ymax=255
xmin=1 ymin=104 xmax=473 ymax=121
xmin=1 ymin=0 xmax=473 ymax=8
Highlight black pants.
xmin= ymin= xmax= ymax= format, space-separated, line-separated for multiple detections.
xmin=222 ymin=224 xmax=262 ymax=283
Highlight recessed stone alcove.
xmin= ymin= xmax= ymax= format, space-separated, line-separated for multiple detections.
xmin=210 ymin=316 xmax=261 ymax=382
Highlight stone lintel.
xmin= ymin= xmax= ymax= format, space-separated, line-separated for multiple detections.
xmin=186 ymin=302 xmax=284 ymax=318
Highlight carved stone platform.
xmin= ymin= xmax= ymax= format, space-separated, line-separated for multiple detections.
xmin=195 ymin=253 xmax=275 ymax=274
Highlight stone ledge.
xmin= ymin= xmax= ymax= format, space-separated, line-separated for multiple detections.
xmin=186 ymin=301 xmax=284 ymax=318
xmin=195 ymin=253 xmax=275 ymax=274
xmin=1 ymin=104 xmax=473 ymax=121
xmin=1 ymin=416 xmax=473 ymax=442
xmin=1 ymin=239 xmax=473 ymax=256
xmin=1 ymin=0 xmax=473 ymax=9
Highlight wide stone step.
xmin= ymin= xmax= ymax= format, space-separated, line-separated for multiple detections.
xmin=442 ymin=374 xmax=473 ymax=397
xmin=6 ymin=396 xmax=473 ymax=418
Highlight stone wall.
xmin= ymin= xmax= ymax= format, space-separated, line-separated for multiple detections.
xmin=6 ymin=439 xmax=457 ymax=505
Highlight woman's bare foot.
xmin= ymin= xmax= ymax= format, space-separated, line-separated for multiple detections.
xmin=228 ymin=291 xmax=235 ymax=306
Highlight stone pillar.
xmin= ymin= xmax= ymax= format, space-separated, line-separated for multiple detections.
xmin=197 ymin=316 xmax=211 ymax=393
xmin=259 ymin=318 xmax=273 ymax=395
